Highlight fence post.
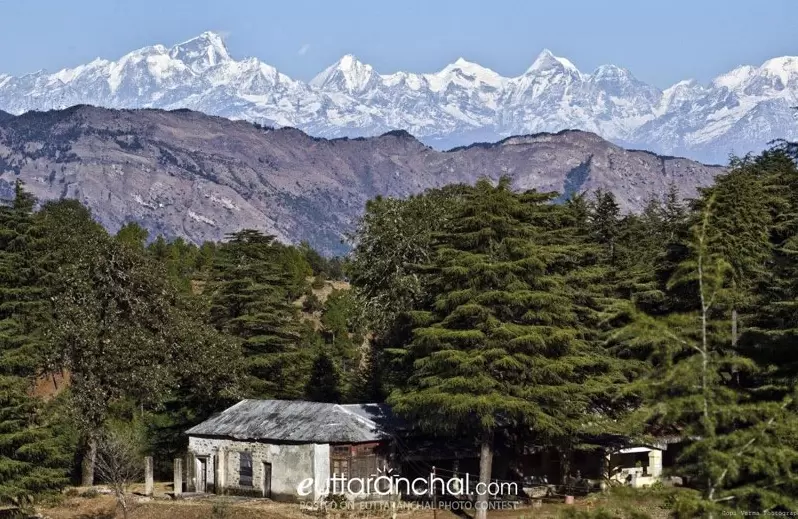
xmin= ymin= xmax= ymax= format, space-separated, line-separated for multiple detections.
xmin=144 ymin=456 xmax=154 ymax=496
xmin=173 ymin=458 xmax=183 ymax=497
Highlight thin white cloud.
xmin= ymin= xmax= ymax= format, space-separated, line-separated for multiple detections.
xmin=297 ymin=43 xmax=311 ymax=56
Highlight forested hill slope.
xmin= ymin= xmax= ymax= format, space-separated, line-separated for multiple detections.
xmin=0 ymin=106 xmax=723 ymax=254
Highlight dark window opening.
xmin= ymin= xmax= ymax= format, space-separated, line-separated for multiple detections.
xmin=239 ymin=451 xmax=253 ymax=487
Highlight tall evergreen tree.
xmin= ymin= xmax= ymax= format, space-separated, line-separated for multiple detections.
xmin=588 ymin=189 xmax=622 ymax=265
xmin=0 ymin=182 xmax=47 ymax=378
xmin=561 ymin=192 xmax=647 ymax=459
xmin=390 ymin=178 xmax=617 ymax=519
xmin=0 ymin=183 xmax=71 ymax=506
xmin=0 ymin=378 xmax=71 ymax=508
xmin=348 ymin=185 xmax=469 ymax=397
xmin=617 ymin=186 xmax=691 ymax=316
xmin=615 ymin=192 xmax=798 ymax=516
xmin=742 ymin=147 xmax=798 ymax=393
xmin=208 ymin=230 xmax=307 ymax=399
xmin=319 ymin=289 xmax=363 ymax=391
xmin=305 ymin=352 xmax=342 ymax=403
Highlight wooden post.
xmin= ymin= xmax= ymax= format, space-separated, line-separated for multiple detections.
xmin=173 ymin=458 xmax=183 ymax=497
xmin=144 ymin=456 xmax=154 ymax=496
xmin=184 ymin=452 xmax=195 ymax=492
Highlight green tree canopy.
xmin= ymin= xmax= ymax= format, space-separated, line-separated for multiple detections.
xmin=207 ymin=230 xmax=308 ymax=399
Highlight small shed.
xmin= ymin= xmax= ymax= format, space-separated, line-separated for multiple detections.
xmin=185 ymin=399 xmax=397 ymax=501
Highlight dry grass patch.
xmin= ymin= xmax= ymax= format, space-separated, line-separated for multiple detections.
xmin=39 ymin=486 xmax=675 ymax=519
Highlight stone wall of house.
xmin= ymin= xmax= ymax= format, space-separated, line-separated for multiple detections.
xmin=188 ymin=436 xmax=330 ymax=502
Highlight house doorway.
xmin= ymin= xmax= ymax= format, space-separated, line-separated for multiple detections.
xmin=262 ymin=462 xmax=272 ymax=498
xmin=196 ymin=457 xmax=208 ymax=493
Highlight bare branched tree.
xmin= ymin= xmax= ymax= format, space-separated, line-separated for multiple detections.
xmin=94 ymin=428 xmax=144 ymax=519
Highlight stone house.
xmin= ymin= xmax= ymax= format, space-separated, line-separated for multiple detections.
xmin=184 ymin=399 xmax=679 ymax=502
xmin=184 ymin=399 xmax=397 ymax=501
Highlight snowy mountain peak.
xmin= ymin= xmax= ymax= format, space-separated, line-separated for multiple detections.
xmin=527 ymin=49 xmax=579 ymax=74
xmin=169 ymin=31 xmax=231 ymax=73
xmin=762 ymin=56 xmax=798 ymax=71
xmin=51 ymin=58 xmax=110 ymax=84
xmin=760 ymin=56 xmax=798 ymax=84
xmin=126 ymin=44 xmax=168 ymax=58
xmin=0 ymin=32 xmax=796 ymax=164
xmin=310 ymin=54 xmax=375 ymax=93
xmin=338 ymin=54 xmax=363 ymax=69
xmin=432 ymin=57 xmax=505 ymax=89
xmin=711 ymin=57 xmax=798 ymax=93
xmin=658 ymin=79 xmax=705 ymax=113
xmin=713 ymin=65 xmax=756 ymax=90
xmin=591 ymin=64 xmax=634 ymax=81
xmin=662 ymin=78 xmax=701 ymax=96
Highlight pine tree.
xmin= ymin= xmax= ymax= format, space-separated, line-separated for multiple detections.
xmin=305 ymin=352 xmax=342 ymax=403
xmin=0 ymin=182 xmax=48 ymax=378
xmin=0 ymin=378 xmax=71 ymax=508
xmin=0 ymin=183 xmax=71 ymax=505
xmin=561 ymin=193 xmax=648 ymax=450
xmin=207 ymin=230 xmax=307 ymax=399
xmin=349 ymin=344 xmax=388 ymax=403
xmin=696 ymin=162 xmax=772 ymax=350
xmin=661 ymin=183 xmax=688 ymax=244
xmin=320 ymin=289 xmax=363 ymax=392
xmin=615 ymin=192 xmax=798 ymax=516
xmin=742 ymin=147 xmax=798 ymax=393
xmin=615 ymin=185 xmax=690 ymax=316
xmin=588 ymin=189 xmax=622 ymax=264
xmin=390 ymin=178 xmax=617 ymax=518
xmin=348 ymin=185 xmax=469 ymax=398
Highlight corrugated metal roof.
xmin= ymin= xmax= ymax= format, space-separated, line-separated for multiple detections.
xmin=185 ymin=400 xmax=398 ymax=443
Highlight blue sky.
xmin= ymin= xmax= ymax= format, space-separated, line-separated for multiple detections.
xmin=0 ymin=0 xmax=795 ymax=88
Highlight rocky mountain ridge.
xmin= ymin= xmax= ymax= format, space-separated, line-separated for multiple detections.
xmin=0 ymin=106 xmax=723 ymax=253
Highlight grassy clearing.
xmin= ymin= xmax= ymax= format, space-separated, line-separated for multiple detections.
xmin=37 ymin=485 xmax=679 ymax=519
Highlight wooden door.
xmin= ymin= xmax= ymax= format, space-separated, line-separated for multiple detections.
xmin=197 ymin=458 xmax=207 ymax=493
xmin=262 ymin=462 xmax=272 ymax=498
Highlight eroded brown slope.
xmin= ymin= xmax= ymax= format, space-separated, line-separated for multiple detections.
xmin=0 ymin=106 xmax=723 ymax=253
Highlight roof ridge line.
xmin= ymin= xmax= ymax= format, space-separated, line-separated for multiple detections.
xmin=335 ymin=403 xmax=378 ymax=430
xmin=227 ymin=399 xmax=250 ymax=412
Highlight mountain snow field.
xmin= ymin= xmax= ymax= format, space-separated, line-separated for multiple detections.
xmin=1 ymin=31 xmax=796 ymax=163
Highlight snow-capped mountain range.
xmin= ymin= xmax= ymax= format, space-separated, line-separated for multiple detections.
xmin=1 ymin=31 xmax=796 ymax=163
